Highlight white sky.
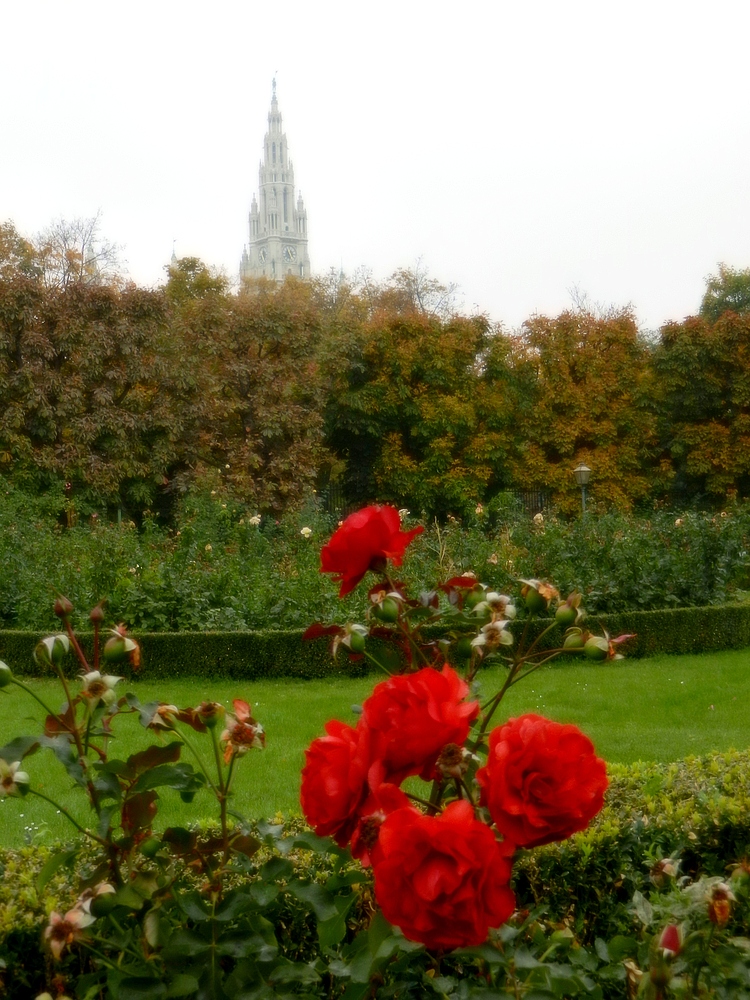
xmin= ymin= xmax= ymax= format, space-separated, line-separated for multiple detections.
xmin=2 ymin=0 xmax=749 ymax=331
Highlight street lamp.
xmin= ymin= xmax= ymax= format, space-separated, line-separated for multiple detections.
xmin=574 ymin=463 xmax=591 ymax=515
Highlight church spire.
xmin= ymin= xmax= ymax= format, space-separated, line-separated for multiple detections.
xmin=240 ymin=81 xmax=311 ymax=284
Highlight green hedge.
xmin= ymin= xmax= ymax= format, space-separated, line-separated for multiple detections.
xmin=3 ymin=603 xmax=750 ymax=680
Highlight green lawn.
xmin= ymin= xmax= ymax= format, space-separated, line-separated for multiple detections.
xmin=1 ymin=649 xmax=749 ymax=848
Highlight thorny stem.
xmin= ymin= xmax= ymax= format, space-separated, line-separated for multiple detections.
xmin=383 ymin=571 xmax=432 ymax=670
xmin=523 ymin=619 xmax=560 ymax=659
xmin=175 ymin=727 xmax=220 ymax=797
xmin=405 ymin=790 xmax=440 ymax=810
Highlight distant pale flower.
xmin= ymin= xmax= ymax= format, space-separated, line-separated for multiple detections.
xmin=487 ymin=552 xmax=498 ymax=565
xmin=146 ymin=704 xmax=180 ymax=730
xmin=398 ymin=509 xmax=410 ymax=520
xmin=300 ymin=526 xmax=313 ymax=538
xmin=675 ymin=518 xmax=683 ymax=527
xmin=533 ymin=512 xmax=544 ymax=525
xmin=248 ymin=514 xmax=261 ymax=526
xmin=0 ymin=760 xmax=29 ymax=797
xmin=475 ymin=503 xmax=484 ymax=515
xmin=205 ymin=543 xmax=212 ymax=552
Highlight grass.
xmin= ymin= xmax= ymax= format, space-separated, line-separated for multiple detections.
xmin=1 ymin=649 xmax=750 ymax=849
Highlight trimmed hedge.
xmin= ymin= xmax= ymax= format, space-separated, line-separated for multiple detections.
xmin=3 ymin=603 xmax=750 ymax=680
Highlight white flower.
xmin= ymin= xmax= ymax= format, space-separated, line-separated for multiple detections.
xmin=300 ymin=526 xmax=312 ymax=538
xmin=475 ymin=503 xmax=484 ymax=515
xmin=205 ymin=543 xmax=213 ymax=552
xmin=80 ymin=671 xmax=122 ymax=707
xmin=398 ymin=508 xmax=410 ymax=520
xmin=0 ymin=760 xmax=29 ymax=797
xmin=248 ymin=514 xmax=261 ymax=526
xmin=471 ymin=620 xmax=514 ymax=651
xmin=533 ymin=512 xmax=544 ymax=525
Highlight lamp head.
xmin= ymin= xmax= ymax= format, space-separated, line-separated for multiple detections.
xmin=574 ymin=463 xmax=591 ymax=487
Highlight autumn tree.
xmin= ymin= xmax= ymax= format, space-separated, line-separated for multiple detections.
xmin=507 ymin=310 xmax=660 ymax=510
xmin=0 ymin=275 xmax=184 ymax=506
xmin=324 ymin=306 xmax=496 ymax=518
xmin=654 ymin=311 xmax=750 ymax=496
xmin=166 ymin=269 xmax=328 ymax=512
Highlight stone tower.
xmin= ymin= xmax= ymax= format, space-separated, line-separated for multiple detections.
xmin=240 ymin=80 xmax=310 ymax=283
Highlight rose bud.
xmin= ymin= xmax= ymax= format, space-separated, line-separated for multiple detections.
xmin=708 ymin=883 xmax=734 ymax=927
xmin=519 ymin=579 xmax=559 ymax=614
xmin=0 ymin=661 xmax=13 ymax=687
xmin=89 ymin=603 xmax=106 ymax=625
xmin=54 ymin=596 xmax=74 ymax=619
xmin=372 ymin=596 xmax=400 ymax=623
xmin=196 ymin=701 xmax=225 ymax=729
xmin=555 ymin=592 xmax=583 ymax=628
xmin=584 ymin=636 xmax=610 ymax=661
xmin=658 ymin=923 xmax=682 ymax=959
xmin=33 ymin=634 xmax=70 ymax=669
xmin=563 ymin=628 xmax=586 ymax=650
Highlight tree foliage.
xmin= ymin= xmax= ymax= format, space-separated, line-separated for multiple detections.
xmin=699 ymin=263 xmax=750 ymax=323
xmin=655 ymin=311 xmax=750 ymax=496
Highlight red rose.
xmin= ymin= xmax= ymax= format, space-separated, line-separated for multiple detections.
xmin=363 ymin=665 xmax=479 ymax=783
xmin=476 ymin=713 xmax=608 ymax=848
xmin=350 ymin=779 xmax=411 ymax=867
xmin=320 ymin=505 xmax=423 ymax=597
xmin=300 ymin=720 xmax=373 ymax=846
xmin=372 ymin=800 xmax=516 ymax=950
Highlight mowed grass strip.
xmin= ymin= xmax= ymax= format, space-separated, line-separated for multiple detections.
xmin=1 ymin=649 xmax=749 ymax=848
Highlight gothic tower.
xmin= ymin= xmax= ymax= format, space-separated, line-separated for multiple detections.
xmin=240 ymin=80 xmax=311 ymax=283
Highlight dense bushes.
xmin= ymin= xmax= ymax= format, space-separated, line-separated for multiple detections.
xmin=2 ymin=479 xmax=750 ymax=632
xmin=3 ymin=750 xmax=750 ymax=998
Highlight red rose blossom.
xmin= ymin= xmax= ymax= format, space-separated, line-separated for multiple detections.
xmin=372 ymin=800 xmax=516 ymax=950
xmin=300 ymin=720 xmax=373 ymax=846
xmin=320 ymin=505 xmax=423 ymax=597
xmin=363 ymin=665 xmax=479 ymax=783
xmin=350 ymin=779 xmax=411 ymax=867
xmin=476 ymin=713 xmax=608 ymax=848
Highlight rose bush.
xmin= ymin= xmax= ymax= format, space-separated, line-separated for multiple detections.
xmin=302 ymin=504 xmax=626 ymax=954
xmin=476 ymin=712 xmax=609 ymax=848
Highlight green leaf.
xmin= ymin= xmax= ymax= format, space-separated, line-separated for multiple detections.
xmin=259 ymin=857 xmax=294 ymax=881
xmin=288 ymin=881 xmax=337 ymax=922
xmin=164 ymin=975 xmax=200 ymax=998
xmin=174 ymin=891 xmax=212 ymax=922
xmin=36 ymin=848 xmax=79 ymax=893
xmin=267 ymin=959 xmax=320 ymax=985
xmin=133 ymin=762 xmax=203 ymax=794
xmin=115 ymin=977 xmax=167 ymax=1000
xmin=215 ymin=891 xmax=255 ymax=923
xmin=0 ymin=735 xmax=40 ymax=762
xmin=249 ymin=883 xmax=279 ymax=908
xmin=317 ymin=893 xmax=356 ymax=949
xmin=162 ymin=928 xmax=211 ymax=961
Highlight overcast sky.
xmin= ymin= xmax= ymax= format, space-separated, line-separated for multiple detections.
xmin=2 ymin=0 xmax=749 ymax=330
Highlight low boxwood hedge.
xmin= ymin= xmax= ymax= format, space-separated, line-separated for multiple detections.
xmin=3 ymin=603 xmax=750 ymax=680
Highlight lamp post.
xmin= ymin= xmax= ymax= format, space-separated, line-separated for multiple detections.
xmin=574 ymin=463 xmax=591 ymax=516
